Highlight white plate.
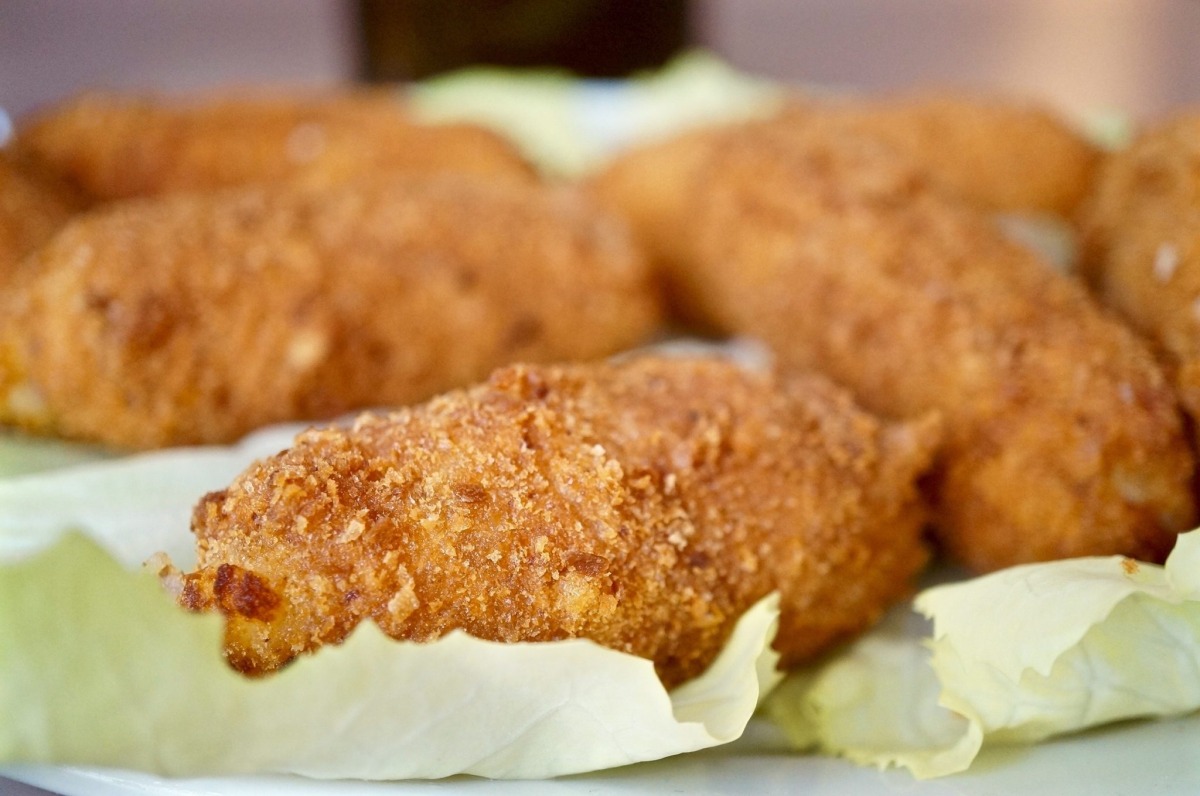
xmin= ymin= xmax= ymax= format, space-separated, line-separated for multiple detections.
xmin=5 ymin=710 xmax=1200 ymax=796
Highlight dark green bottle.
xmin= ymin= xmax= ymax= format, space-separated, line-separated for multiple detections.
xmin=358 ymin=0 xmax=691 ymax=80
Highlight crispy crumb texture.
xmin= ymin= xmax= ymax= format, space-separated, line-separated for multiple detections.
xmin=590 ymin=119 xmax=1195 ymax=572
xmin=177 ymin=357 xmax=936 ymax=687
xmin=776 ymin=91 xmax=1100 ymax=217
xmin=0 ymin=175 xmax=661 ymax=448
xmin=1078 ymin=113 xmax=1200 ymax=449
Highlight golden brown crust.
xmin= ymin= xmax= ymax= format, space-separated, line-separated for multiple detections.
xmin=775 ymin=91 xmax=1100 ymax=217
xmin=177 ymin=356 xmax=937 ymax=686
xmin=591 ymin=121 xmax=1195 ymax=572
xmin=0 ymin=150 xmax=83 ymax=283
xmin=587 ymin=129 xmax=736 ymax=331
xmin=1077 ymin=113 xmax=1200 ymax=445
xmin=13 ymin=89 xmax=536 ymax=201
xmin=0 ymin=175 xmax=662 ymax=448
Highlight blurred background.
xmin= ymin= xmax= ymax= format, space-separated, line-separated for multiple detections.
xmin=3 ymin=0 xmax=1199 ymax=122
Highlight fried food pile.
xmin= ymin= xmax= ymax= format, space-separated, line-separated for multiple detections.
xmin=590 ymin=110 xmax=1195 ymax=572
xmin=6 ymin=81 xmax=1200 ymax=687
xmin=0 ymin=174 xmax=660 ymax=448
xmin=1 ymin=89 xmax=663 ymax=449
xmin=170 ymin=356 xmax=937 ymax=687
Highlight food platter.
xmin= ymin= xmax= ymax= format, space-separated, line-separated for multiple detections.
xmin=3 ymin=58 xmax=1200 ymax=796
xmin=5 ymin=710 xmax=1200 ymax=796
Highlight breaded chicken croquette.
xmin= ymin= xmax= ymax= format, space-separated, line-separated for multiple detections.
xmin=171 ymin=356 xmax=939 ymax=686
xmin=0 ymin=174 xmax=661 ymax=449
xmin=775 ymin=91 xmax=1100 ymax=217
xmin=590 ymin=123 xmax=1195 ymax=572
xmin=13 ymin=90 xmax=535 ymax=202
xmin=0 ymin=150 xmax=82 ymax=282
xmin=1078 ymin=113 xmax=1200 ymax=432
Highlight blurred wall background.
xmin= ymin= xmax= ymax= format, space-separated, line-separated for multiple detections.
xmin=2 ymin=0 xmax=1198 ymax=122
xmin=701 ymin=0 xmax=1200 ymax=121
xmin=0 ymin=0 xmax=360 ymax=118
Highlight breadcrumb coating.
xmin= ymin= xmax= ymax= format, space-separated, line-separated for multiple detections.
xmin=13 ymin=90 xmax=535 ymax=201
xmin=173 ymin=356 xmax=938 ymax=687
xmin=1078 ymin=112 xmax=1200 ymax=437
xmin=0 ymin=174 xmax=661 ymax=448
xmin=776 ymin=91 xmax=1100 ymax=217
xmin=590 ymin=122 xmax=1195 ymax=572
xmin=0 ymin=150 xmax=82 ymax=283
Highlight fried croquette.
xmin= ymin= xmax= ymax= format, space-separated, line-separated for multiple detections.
xmin=170 ymin=356 xmax=939 ymax=686
xmin=13 ymin=90 xmax=536 ymax=202
xmin=590 ymin=122 xmax=1195 ymax=572
xmin=774 ymin=91 xmax=1100 ymax=217
xmin=0 ymin=150 xmax=82 ymax=283
xmin=1078 ymin=113 xmax=1200 ymax=433
xmin=0 ymin=174 xmax=661 ymax=449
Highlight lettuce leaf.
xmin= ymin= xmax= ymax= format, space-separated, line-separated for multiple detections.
xmin=0 ymin=422 xmax=308 ymax=567
xmin=0 ymin=427 xmax=781 ymax=780
xmin=0 ymin=431 xmax=112 ymax=478
xmin=993 ymin=212 xmax=1077 ymax=272
xmin=766 ymin=531 xmax=1200 ymax=778
xmin=764 ymin=605 xmax=974 ymax=778
xmin=410 ymin=51 xmax=782 ymax=177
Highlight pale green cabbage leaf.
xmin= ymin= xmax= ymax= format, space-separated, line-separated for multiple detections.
xmin=0 ymin=427 xmax=782 ymax=780
xmin=0 ymin=431 xmax=112 ymax=478
xmin=993 ymin=212 xmax=1077 ymax=272
xmin=0 ymin=421 xmax=308 ymax=567
xmin=766 ymin=530 xmax=1200 ymax=778
xmin=410 ymin=51 xmax=783 ymax=177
